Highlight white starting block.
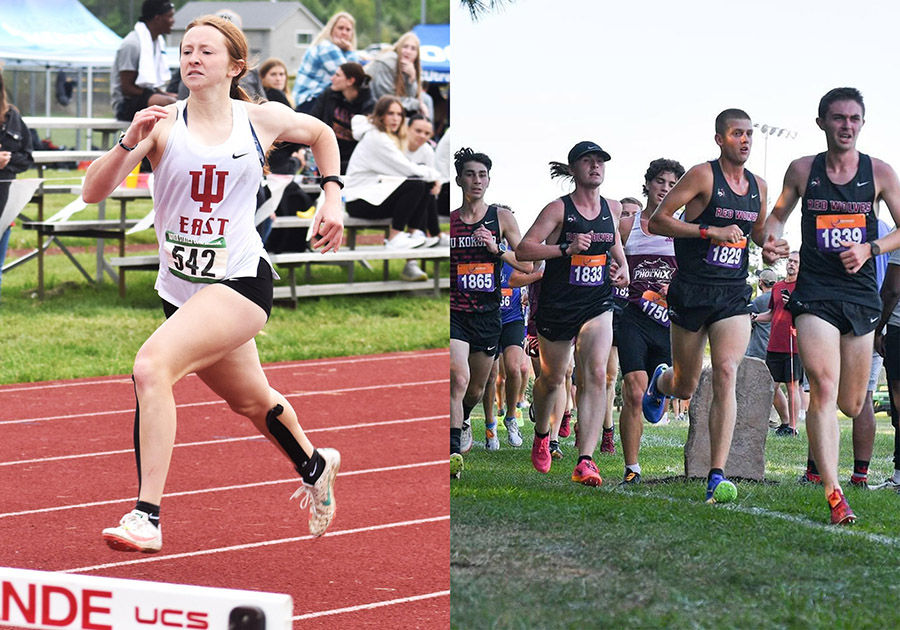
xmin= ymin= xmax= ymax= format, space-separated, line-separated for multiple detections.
xmin=0 ymin=567 xmax=292 ymax=630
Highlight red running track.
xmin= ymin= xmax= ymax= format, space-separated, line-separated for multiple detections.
xmin=0 ymin=349 xmax=449 ymax=629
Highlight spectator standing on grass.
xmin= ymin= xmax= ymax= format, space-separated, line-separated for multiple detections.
xmin=763 ymin=87 xmax=900 ymax=524
xmin=309 ymin=62 xmax=375 ymax=174
xmin=366 ymin=32 xmax=430 ymax=120
xmin=83 ymin=16 xmax=344 ymax=552
xmin=747 ymin=268 xmax=778 ymax=426
xmin=345 ymin=96 xmax=440 ymax=282
xmin=292 ymin=11 xmax=360 ymax=114
xmin=754 ymin=252 xmax=803 ymax=437
xmin=0 ymin=67 xmax=34 ymax=302
xmin=872 ymin=248 xmax=900 ymax=489
xmin=111 ymin=0 xmax=178 ymax=122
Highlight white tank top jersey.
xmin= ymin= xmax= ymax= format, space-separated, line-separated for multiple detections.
xmin=152 ymin=99 xmax=272 ymax=307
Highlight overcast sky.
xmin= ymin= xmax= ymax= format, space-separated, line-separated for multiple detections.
xmin=451 ymin=0 xmax=900 ymax=262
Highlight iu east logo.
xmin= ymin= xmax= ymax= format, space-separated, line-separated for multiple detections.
xmin=190 ymin=164 xmax=228 ymax=213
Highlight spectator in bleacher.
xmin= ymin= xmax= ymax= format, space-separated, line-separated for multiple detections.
xmin=345 ymin=96 xmax=440 ymax=251
xmin=111 ymin=0 xmax=178 ymax=121
xmin=404 ymin=114 xmax=448 ymax=247
xmin=435 ymin=128 xmax=451 ymax=216
xmin=292 ymin=11 xmax=360 ymax=114
xmin=309 ymin=62 xmax=375 ymax=174
xmin=83 ymin=15 xmax=344 ymax=552
xmin=0 ymin=67 xmax=34 ymax=302
xmin=258 ymin=57 xmax=314 ymax=254
xmin=169 ymin=9 xmax=266 ymax=102
xmin=366 ymin=32 xmax=430 ymax=120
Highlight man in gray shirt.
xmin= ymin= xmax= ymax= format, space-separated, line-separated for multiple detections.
xmin=111 ymin=0 xmax=177 ymax=121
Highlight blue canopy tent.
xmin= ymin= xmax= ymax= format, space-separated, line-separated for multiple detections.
xmin=413 ymin=23 xmax=449 ymax=84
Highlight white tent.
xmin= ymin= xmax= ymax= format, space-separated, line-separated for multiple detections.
xmin=0 ymin=0 xmax=121 ymax=65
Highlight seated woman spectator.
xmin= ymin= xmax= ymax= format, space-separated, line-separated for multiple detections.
xmin=404 ymin=115 xmax=448 ymax=247
xmin=1 ymin=67 xmax=34 ymax=302
xmin=292 ymin=11 xmax=360 ymax=114
xmin=365 ymin=32 xmax=429 ymax=120
xmin=258 ymin=57 xmax=314 ymax=253
xmin=345 ymin=96 xmax=441 ymax=280
xmin=309 ymin=62 xmax=375 ymax=174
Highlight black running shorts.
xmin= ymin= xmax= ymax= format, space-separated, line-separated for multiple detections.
xmin=788 ymin=298 xmax=881 ymax=337
xmin=451 ymin=309 xmax=502 ymax=354
xmin=666 ymin=278 xmax=751 ymax=333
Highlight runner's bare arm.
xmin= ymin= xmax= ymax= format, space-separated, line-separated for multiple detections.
xmin=509 ymin=267 xmax=544 ymax=288
xmin=498 ymin=207 xmax=533 ymax=272
xmin=763 ymin=157 xmax=810 ymax=263
xmin=83 ymin=105 xmax=172 ymax=203
xmin=515 ymin=199 xmax=567 ymax=261
xmin=750 ymin=175 xmax=769 ymax=247
xmin=647 ymin=163 xmax=714 ymax=238
xmin=839 ymin=159 xmax=900 ymax=272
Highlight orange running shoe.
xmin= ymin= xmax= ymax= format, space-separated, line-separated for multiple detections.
xmin=571 ymin=458 xmax=602 ymax=487
xmin=828 ymin=487 xmax=857 ymax=525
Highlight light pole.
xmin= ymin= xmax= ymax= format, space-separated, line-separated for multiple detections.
xmin=753 ymin=123 xmax=798 ymax=181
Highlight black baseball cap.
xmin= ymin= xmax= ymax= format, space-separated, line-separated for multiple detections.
xmin=568 ymin=141 xmax=611 ymax=164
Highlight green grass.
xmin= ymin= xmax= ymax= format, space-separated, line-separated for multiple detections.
xmin=0 ymin=169 xmax=449 ymax=384
xmin=451 ymin=404 xmax=900 ymax=629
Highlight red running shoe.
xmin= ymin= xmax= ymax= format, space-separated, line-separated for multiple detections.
xmin=559 ymin=411 xmax=571 ymax=438
xmin=600 ymin=428 xmax=616 ymax=455
xmin=531 ymin=435 xmax=551 ymax=473
xmin=571 ymin=458 xmax=602 ymax=487
xmin=828 ymin=488 xmax=857 ymax=525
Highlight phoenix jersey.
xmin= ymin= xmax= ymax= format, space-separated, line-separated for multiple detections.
xmin=152 ymin=100 xmax=272 ymax=307
xmin=450 ymin=205 xmax=501 ymax=313
xmin=499 ymin=261 xmax=524 ymax=325
xmin=625 ymin=215 xmax=677 ymax=327
xmin=795 ymin=152 xmax=878 ymax=306
xmin=675 ymin=160 xmax=760 ymax=285
xmin=538 ymin=194 xmax=616 ymax=316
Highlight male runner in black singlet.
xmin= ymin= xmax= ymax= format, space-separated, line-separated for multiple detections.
xmin=644 ymin=110 xmax=769 ymax=505
xmin=763 ymin=88 xmax=900 ymax=524
xmin=516 ymin=141 xmax=628 ymax=487
xmin=450 ymin=148 xmax=530 ymax=478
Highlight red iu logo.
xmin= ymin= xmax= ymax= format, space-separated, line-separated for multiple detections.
xmin=190 ymin=164 xmax=228 ymax=213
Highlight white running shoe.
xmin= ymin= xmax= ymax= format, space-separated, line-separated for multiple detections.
xmin=406 ymin=232 xmax=427 ymax=248
xmin=870 ymin=478 xmax=900 ymax=490
xmin=485 ymin=424 xmax=500 ymax=451
xmin=411 ymin=229 xmax=440 ymax=248
xmin=385 ymin=232 xmax=412 ymax=249
xmin=102 ymin=510 xmax=162 ymax=552
xmin=401 ymin=260 xmax=428 ymax=281
xmin=434 ymin=233 xmax=451 ymax=248
xmin=461 ymin=419 xmax=473 ymax=453
xmin=291 ymin=448 xmax=341 ymax=537
xmin=504 ymin=417 xmax=523 ymax=447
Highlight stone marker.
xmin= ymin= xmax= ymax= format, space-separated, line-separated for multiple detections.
xmin=683 ymin=356 xmax=774 ymax=480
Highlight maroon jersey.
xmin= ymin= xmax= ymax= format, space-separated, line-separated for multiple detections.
xmin=450 ymin=205 xmax=501 ymax=313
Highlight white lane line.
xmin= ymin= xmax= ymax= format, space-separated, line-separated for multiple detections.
xmin=63 ymin=515 xmax=450 ymax=573
xmin=625 ymin=486 xmax=900 ymax=547
xmin=0 ymin=459 xmax=447 ymax=519
xmin=0 ymin=350 xmax=449 ymax=394
xmin=0 ymin=414 xmax=448 ymax=467
xmin=293 ymin=590 xmax=450 ymax=620
xmin=0 ymin=378 xmax=448 ymax=426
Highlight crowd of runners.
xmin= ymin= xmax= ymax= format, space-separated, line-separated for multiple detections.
xmin=450 ymin=87 xmax=900 ymax=526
